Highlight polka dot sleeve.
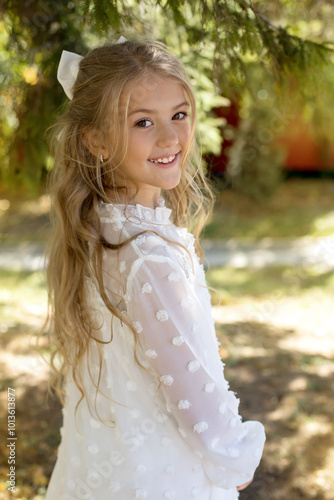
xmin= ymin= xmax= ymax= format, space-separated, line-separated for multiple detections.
xmin=126 ymin=255 xmax=266 ymax=490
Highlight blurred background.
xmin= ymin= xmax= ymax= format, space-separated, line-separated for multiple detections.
xmin=0 ymin=1 xmax=334 ymax=499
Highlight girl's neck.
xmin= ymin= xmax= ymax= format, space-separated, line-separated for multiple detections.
xmin=106 ymin=186 xmax=162 ymax=209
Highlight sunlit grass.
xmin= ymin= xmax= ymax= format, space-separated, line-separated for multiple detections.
xmin=204 ymin=178 xmax=334 ymax=239
xmin=206 ymin=264 xmax=334 ymax=305
xmin=0 ymin=270 xmax=47 ymax=324
xmin=312 ymin=210 xmax=334 ymax=235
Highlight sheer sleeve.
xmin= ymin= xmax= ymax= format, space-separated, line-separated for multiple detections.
xmin=125 ymin=254 xmax=266 ymax=491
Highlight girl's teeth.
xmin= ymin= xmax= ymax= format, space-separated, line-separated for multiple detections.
xmin=150 ymin=155 xmax=176 ymax=164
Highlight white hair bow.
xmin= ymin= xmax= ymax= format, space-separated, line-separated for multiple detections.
xmin=57 ymin=51 xmax=83 ymax=100
xmin=57 ymin=36 xmax=127 ymax=100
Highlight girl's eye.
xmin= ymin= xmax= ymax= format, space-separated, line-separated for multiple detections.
xmin=172 ymin=111 xmax=188 ymax=120
xmin=135 ymin=119 xmax=152 ymax=128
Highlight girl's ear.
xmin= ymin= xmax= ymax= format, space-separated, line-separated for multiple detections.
xmin=84 ymin=129 xmax=110 ymax=160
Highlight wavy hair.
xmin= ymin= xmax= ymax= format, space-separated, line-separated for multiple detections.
xmin=45 ymin=37 xmax=215 ymax=410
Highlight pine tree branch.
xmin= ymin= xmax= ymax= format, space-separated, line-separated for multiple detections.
xmin=239 ymin=0 xmax=334 ymax=55
xmin=238 ymin=0 xmax=282 ymax=31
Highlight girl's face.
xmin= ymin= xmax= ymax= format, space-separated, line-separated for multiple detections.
xmin=116 ymin=74 xmax=192 ymax=208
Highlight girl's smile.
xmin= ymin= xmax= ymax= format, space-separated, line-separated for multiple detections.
xmin=114 ymin=75 xmax=191 ymax=208
xmin=148 ymin=152 xmax=178 ymax=165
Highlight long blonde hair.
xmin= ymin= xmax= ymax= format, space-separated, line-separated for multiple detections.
xmin=46 ymin=37 xmax=214 ymax=407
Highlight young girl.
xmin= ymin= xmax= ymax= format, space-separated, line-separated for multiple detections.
xmin=45 ymin=36 xmax=265 ymax=500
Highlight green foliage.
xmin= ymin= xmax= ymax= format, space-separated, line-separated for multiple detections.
xmin=226 ymin=107 xmax=286 ymax=201
xmin=80 ymin=0 xmax=334 ymax=96
xmin=0 ymin=1 xmax=89 ymax=194
xmin=222 ymin=62 xmax=289 ymax=200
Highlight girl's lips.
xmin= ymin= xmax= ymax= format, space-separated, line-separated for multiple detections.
xmin=148 ymin=153 xmax=179 ymax=168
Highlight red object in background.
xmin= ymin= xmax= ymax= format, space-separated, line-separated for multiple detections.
xmin=278 ymin=119 xmax=334 ymax=171
xmin=207 ymin=104 xmax=334 ymax=175
xmin=205 ymin=102 xmax=239 ymax=176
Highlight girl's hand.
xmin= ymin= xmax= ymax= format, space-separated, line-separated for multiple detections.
xmin=236 ymin=477 xmax=254 ymax=491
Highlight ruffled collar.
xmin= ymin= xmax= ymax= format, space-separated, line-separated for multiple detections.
xmin=101 ymin=197 xmax=172 ymax=225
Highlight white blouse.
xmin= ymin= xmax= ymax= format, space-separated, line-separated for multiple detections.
xmin=45 ymin=200 xmax=265 ymax=500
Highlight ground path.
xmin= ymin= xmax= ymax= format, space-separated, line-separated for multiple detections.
xmin=1 ymin=236 xmax=334 ymax=271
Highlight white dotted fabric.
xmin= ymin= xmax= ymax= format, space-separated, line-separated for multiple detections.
xmin=45 ymin=199 xmax=265 ymax=500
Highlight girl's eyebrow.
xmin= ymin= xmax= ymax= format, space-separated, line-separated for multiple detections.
xmin=128 ymin=100 xmax=190 ymax=117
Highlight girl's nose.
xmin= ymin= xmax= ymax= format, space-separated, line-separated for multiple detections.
xmin=155 ymin=123 xmax=179 ymax=149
